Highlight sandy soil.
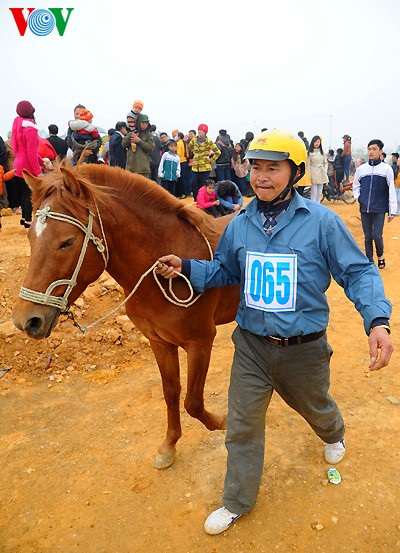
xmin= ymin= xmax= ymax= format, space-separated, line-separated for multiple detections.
xmin=1 ymin=200 xmax=400 ymax=553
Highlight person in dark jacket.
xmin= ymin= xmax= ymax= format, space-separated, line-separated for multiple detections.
xmin=298 ymin=131 xmax=309 ymax=150
xmin=333 ymin=148 xmax=345 ymax=189
xmin=215 ymin=129 xmax=233 ymax=182
xmin=109 ymin=121 xmax=128 ymax=168
xmin=47 ymin=125 xmax=68 ymax=159
xmin=240 ymin=131 xmax=254 ymax=153
xmin=391 ymin=152 xmax=399 ymax=181
xmin=149 ymin=125 xmax=162 ymax=183
xmin=353 ymin=139 xmax=397 ymax=269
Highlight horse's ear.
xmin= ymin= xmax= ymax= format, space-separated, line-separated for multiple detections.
xmin=60 ymin=167 xmax=82 ymax=197
xmin=22 ymin=170 xmax=43 ymax=191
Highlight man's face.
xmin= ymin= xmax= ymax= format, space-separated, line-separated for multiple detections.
xmin=392 ymin=154 xmax=397 ymax=163
xmin=250 ymin=159 xmax=294 ymax=203
xmin=121 ymin=126 xmax=128 ymax=136
xmin=140 ymin=122 xmax=149 ymax=131
xmin=368 ymin=145 xmax=382 ymax=161
xmin=160 ymin=134 xmax=168 ymax=144
xmin=198 ymin=130 xmax=206 ymax=139
xmin=188 ymin=132 xmax=195 ymax=140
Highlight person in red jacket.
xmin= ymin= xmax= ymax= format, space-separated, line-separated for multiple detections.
xmin=38 ymin=137 xmax=57 ymax=161
xmin=11 ymin=100 xmax=49 ymax=228
xmin=196 ymin=179 xmax=227 ymax=217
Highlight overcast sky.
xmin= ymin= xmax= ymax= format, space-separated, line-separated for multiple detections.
xmin=1 ymin=0 xmax=400 ymax=153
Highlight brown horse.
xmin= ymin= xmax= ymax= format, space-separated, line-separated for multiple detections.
xmin=12 ymin=165 xmax=240 ymax=469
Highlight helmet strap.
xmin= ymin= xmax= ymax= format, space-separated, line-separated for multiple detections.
xmin=255 ymin=162 xmax=305 ymax=211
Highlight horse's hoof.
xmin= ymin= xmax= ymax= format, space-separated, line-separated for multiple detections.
xmin=154 ymin=452 xmax=175 ymax=470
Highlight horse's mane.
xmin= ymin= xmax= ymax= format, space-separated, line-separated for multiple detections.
xmin=32 ymin=163 xmax=223 ymax=240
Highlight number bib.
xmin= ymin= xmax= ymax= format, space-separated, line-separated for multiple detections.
xmin=244 ymin=252 xmax=297 ymax=312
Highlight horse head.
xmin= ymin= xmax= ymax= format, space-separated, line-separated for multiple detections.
xmin=13 ymin=166 xmax=109 ymax=339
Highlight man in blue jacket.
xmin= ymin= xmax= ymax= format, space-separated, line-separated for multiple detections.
xmin=156 ymin=129 xmax=394 ymax=535
xmin=352 ymin=139 xmax=397 ymax=269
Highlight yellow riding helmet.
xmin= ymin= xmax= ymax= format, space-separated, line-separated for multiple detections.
xmin=245 ymin=129 xmax=307 ymax=166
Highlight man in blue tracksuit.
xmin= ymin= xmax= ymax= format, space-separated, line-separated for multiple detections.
xmin=352 ymin=139 xmax=397 ymax=269
xmin=156 ymin=129 xmax=394 ymax=535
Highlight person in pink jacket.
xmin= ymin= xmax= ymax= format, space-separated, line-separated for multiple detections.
xmin=12 ymin=100 xmax=48 ymax=228
xmin=196 ymin=179 xmax=227 ymax=217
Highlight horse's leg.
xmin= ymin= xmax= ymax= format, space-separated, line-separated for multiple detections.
xmin=150 ymin=339 xmax=182 ymax=470
xmin=184 ymin=340 xmax=226 ymax=431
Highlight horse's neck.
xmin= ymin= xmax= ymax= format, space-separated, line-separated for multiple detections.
xmin=102 ymin=200 xmax=206 ymax=292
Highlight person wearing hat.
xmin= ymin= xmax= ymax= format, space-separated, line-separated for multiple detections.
xmin=68 ymin=108 xmax=102 ymax=165
xmin=188 ymin=124 xmax=221 ymax=200
xmin=126 ymin=100 xmax=144 ymax=136
xmin=11 ymin=101 xmax=49 ymax=228
xmin=156 ymin=128 xmax=393 ymax=535
xmin=342 ymin=134 xmax=352 ymax=184
xmin=122 ymin=113 xmax=154 ymax=179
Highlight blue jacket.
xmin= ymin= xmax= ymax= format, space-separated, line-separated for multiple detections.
xmin=216 ymin=181 xmax=243 ymax=212
xmin=353 ymin=158 xmax=397 ymax=215
xmin=188 ymin=191 xmax=391 ymax=336
xmin=109 ymin=131 xmax=127 ymax=169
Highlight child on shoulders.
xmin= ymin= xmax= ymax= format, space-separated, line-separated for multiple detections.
xmin=68 ymin=109 xmax=102 ymax=164
xmin=126 ymin=100 xmax=144 ymax=134
xmin=69 ymin=109 xmax=100 ymax=143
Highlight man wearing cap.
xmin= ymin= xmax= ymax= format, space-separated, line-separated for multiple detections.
xmin=188 ymin=124 xmax=220 ymax=200
xmin=122 ymin=114 xmax=154 ymax=179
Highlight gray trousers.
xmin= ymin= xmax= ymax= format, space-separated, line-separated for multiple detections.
xmin=223 ymin=326 xmax=345 ymax=515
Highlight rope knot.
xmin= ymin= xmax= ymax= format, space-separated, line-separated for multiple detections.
xmin=36 ymin=206 xmax=51 ymax=224
xmin=92 ymin=237 xmax=105 ymax=253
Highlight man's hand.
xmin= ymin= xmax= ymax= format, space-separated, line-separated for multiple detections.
xmin=131 ymin=133 xmax=140 ymax=144
xmin=368 ymin=327 xmax=394 ymax=370
xmin=156 ymin=255 xmax=182 ymax=278
xmin=388 ymin=215 xmax=395 ymax=223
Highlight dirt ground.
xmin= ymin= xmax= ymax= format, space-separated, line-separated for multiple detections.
xmin=1 ymin=199 xmax=400 ymax=553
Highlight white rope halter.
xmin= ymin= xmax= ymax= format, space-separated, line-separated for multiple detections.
xmin=19 ymin=204 xmax=214 ymax=333
xmin=19 ymin=205 xmax=109 ymax=311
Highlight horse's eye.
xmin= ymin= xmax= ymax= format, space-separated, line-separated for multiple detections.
xmin=59 ymin=237 xmax=76 ymax=250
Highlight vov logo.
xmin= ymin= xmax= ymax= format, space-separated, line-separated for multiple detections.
xmin=9 ymin=8 xmax=74 ymax=36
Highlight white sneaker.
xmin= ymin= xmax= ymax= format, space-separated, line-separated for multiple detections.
xmin=204 ymin=506 xmax=241 ymax=535
xmin=324 ymin=438 xmax=346 ymax=464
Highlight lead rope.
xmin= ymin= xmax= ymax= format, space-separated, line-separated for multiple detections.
xmin=71 ymin=225 xmax=214 ymax=334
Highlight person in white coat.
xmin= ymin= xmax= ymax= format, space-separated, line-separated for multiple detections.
xmin=306 ymin=135 xmax=328 ymax=203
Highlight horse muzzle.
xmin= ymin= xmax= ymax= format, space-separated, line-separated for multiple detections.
xmin=12 ymin=300 xmax=60 ymax=340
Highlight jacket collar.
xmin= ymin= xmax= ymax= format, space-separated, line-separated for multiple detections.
xmin=368 ymin=158 xmax=382 ymax=166
xmin=21 ymin=119 xmax=37 ymax=129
